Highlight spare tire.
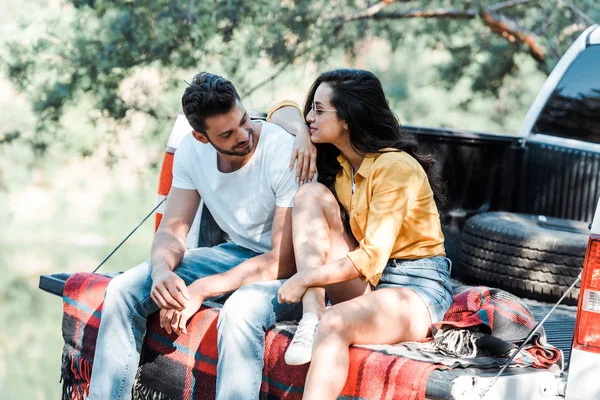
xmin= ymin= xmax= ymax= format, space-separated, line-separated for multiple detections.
xmin=459 ymin=212 xmax=589 ymax=305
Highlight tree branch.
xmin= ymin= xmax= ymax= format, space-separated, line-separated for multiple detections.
xmin=377 ymin=8 xmax=478 ymax=20
xmin=240 ymin=60 xmax=293 ymax=98
xmin=240 ymin=45 xmax=315 ymax=98
xmin=332 ymin=2 xmax=546 ymax=64
xmin=480 ymin=11 xmax=545 ymax=63
xmin=186 ymin=0 xmax=195 ymax=23
xmin=489 ymin=0 xmax=539 ymax=13
xmin=38 ymin=53 xmax=74 ymax=64
xmin=340 ymin=0 xmax=397 ymax=23
xmin=41 ymin=33 xmax=61 ymax=45
xmin=559 ymin=1 xmax=595 ymax=25
xmin=338 ymin=8 xmax=476 ymax=23
xmin=550 ymin=38 xmax=563 ymax=60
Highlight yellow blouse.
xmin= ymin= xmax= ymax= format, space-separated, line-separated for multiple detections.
xmin=266 ymin=100 xmax=445 ymax=287
xmin=338 ymin=151 xmax=445 ymax=287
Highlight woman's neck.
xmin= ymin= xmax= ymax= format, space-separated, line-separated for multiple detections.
xmin=336 ymin=140 xmax=364 ymax=171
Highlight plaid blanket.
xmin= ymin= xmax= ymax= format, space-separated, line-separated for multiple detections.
xmin=431 ymin=286 xmax=563 ymax=370
xmin=61 ymin=272 xmax=438 ymax=400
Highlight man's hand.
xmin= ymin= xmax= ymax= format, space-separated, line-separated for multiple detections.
xmin=159 ymin=294 xmax=203 ymax=335
xmin=290 ymin=127 xmax=317 ymax=185
xmin=151 ymin=268 xmax=190 ymax=310
xmin=278 ymin=271 xmax=309 ymax=304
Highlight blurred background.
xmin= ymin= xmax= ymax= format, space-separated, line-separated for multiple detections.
xmin=0 ymin=0 xmax=597 ymax=398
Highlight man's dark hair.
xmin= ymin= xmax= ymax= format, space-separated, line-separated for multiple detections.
xmin=182 ymin=72 xmax=241 ymax=134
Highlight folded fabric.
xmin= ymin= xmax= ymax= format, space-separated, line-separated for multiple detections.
xmin=61 ymin=272 xmax=439 ymax=400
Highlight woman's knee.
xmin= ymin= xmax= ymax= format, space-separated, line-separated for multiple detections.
xmin=294 ymin=183 xmax=341 ymax=220
xmin=294 ymin=183 xmax=336 ymax=207
xmin=317 ymin=310 xmax=350 ymax=340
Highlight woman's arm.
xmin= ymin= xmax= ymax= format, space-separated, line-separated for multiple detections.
xmin=304 ymin=256 xmax=360 ymax=287
xmin=267 ymin=102 xmax=316 ymax=184
xmin=278 ymin=256 xmax=361 ymax=304
xmin=270 ymin=106 xmax=309 ymax=138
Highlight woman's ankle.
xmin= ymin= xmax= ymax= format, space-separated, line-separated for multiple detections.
xmin=302 ymin=289 xmax=326 ymax=318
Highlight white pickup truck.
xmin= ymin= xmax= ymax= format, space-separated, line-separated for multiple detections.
xmin=40 ymin=24 xmax=600 ymax=400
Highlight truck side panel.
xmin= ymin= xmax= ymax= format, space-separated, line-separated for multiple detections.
xmin=522 ymin=142 xmax=600 ymax=222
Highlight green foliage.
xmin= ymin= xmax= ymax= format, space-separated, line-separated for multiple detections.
xmin=1 ymin=0 xmax=598 ymax=157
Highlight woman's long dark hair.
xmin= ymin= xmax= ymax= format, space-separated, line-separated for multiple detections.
xmin=304 ymin=68 xmax=446 ymax=207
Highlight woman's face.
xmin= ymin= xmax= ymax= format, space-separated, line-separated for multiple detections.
xmin=306 ymin=83 xmax=347 ymax=146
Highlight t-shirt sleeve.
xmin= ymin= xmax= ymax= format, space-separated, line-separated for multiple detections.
xmin=346 ymin=161 xmax=424 ymax=286
xmin=171 ymin=138 xmax=196 ymax=190
xmin=268 ymin=128 xmax=299 ymax=207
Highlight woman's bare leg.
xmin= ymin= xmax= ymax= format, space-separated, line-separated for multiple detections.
xmin=291 ymin=183 xmax=369 ymax=316
xmin=286 ymin=183 xmax=369 ymax=365
xmin=302 ymin=288 xmax=432 ymax=400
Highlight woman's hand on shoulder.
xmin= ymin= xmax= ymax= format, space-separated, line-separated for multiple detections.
xmin=290 ymin=127 xmax=317 ymax=185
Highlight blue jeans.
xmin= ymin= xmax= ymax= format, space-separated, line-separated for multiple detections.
xmin=375 ymin=256 xmax=453 ymax=323
xmin=88 ymin=242 xmax=302 ymax=400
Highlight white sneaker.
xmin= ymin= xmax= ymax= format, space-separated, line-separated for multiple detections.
xmin=284 ymin=312 xmax=319 ymax=366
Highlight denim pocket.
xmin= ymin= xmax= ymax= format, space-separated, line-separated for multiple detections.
xmin=383 ymin=257 xmax=451 ymax=299
xmin=391 ymin=257 xmax=446 ymax=277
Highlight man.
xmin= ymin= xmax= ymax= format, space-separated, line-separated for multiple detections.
xmin=88 ymin=72 xmax=306 ymax=399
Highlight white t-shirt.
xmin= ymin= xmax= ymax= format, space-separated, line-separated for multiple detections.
xmin=172 ymin=121 xmax=299 ymax=253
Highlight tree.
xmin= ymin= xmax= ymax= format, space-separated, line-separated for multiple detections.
xmin=2 ymin=0 xmax=598 ymax=152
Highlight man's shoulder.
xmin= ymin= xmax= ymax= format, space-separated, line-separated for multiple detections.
xmin=177 ymin=132 xmax=194 ymax=152
xmin=178 ymin=132 xmax=212 ymax=156
xmin=252 ymin=122 xmax=294 ymax=177
xmin=257 ymin=121 xmax=294 ymax=157
xmin=259 ymin=121 xmax=295 ymax=144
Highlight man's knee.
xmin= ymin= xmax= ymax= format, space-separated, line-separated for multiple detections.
xmin=105 ymin=274 xmax=129 ymax=299
xmin=218 ymin=282 xmax=279 ymax=330
xmin=104 ymin=262 xmax=151 ymax=306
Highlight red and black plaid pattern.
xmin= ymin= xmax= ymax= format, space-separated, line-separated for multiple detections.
xmin=61 ymin=272 xmax=439 ymax=400
xmin=433 ymin=286 xmax=563 ymax=369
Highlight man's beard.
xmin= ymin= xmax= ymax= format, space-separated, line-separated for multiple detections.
xmin=209 ymin=127 xmax=255 ymax=157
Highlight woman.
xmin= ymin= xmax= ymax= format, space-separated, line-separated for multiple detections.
xmin=274 ymin=69 xmax=453 ymax=400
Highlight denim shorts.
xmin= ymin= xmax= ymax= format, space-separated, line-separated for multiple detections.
xmin=375 ymin=255 xmax=453 ymax=323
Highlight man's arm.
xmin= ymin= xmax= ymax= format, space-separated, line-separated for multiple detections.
xmin=189 ymin=205 xmax=296 ymax=299
xmin=162 ymin=205 xmax=296 ymax=335
xmin=150 ymin=187 xmax=200 ymax=310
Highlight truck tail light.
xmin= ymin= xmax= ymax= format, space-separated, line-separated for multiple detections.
xmin=154 ymin=149 xmax=174 ymax=232
xmin=573 ymin=233 xmax=600 ymax=353
xmin=154 ymin=112 xmax=192 ymax=233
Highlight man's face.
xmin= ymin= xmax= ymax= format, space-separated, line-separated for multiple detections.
xmin=196 ymin=100 xmax=255 ymax=157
